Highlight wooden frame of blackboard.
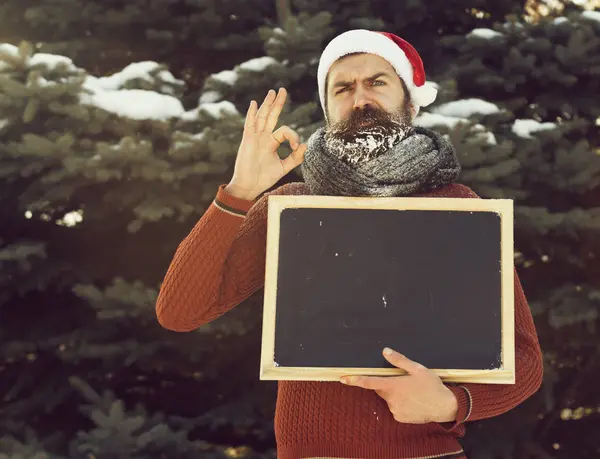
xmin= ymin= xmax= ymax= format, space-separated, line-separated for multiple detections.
xmin=259 ymin=195 xmax=515 ymax=384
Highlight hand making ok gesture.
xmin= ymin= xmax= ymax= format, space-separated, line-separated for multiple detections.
xmin=226 ymin=88 xmax=307 ymax=201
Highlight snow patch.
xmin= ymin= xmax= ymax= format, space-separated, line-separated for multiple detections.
xmin=468 ymin=28 xmax=503 ymax=39
xmin=81 ymin=89 xmax=184 ymax=120
xmin=81 ymin=61 xmax=185 ymax=120
xmin=415 ymin=112 xmax=497 ymax=145
xmin=0 ymin=43 xmax=18 ymax=57
xmin=432 ymin=98 xmax=501 ymax=118
xmin=84 ymin=61 xmax=183 ymax=91
xmin=29 ymin=53 xmax=77 ymax=71
xmin=0 ymin=46 xmax=186 ymax=122
xmin=582 ymin=10 xmax=600 ymax=23
xmin=414 ymin=112 xmax=466 ymax=130
xmin=181 ymin=100 xmax=239 ymax=121
xmin=0 ymin=43 xmax=19 ymax=70
xmin=212 ymin=69 xmax=238 ymax=85
xmin=239 ymin=56 xmax=278 ymax=72
xmin=512 ymin=119 xmax=556 ymax=138
xmin=0 ymin=44 xmax=78 ymax=72
xmin=199 ymin=90 xmax=222 ymax=104
xmin=477 ymin=131 xmax=498 ymax=145
xmin=205 ymin=56 xmax=277 ymax=89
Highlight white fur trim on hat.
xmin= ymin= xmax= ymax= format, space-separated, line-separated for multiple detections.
xmin=411 ymin=81 xmax=438 ymax=107
xmin=317 ymin=29 xmax=437 ymax=114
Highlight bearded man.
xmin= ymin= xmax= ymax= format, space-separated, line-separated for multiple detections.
xmin=156 ymin=29 xmax=543 ymax=459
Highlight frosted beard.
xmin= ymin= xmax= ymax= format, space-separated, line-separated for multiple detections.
xmin=323 ymin=105 xmax=413 ymax=165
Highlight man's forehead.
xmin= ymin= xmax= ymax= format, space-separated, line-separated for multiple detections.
xmin=329 ymin=54 xmax=396 ymax=82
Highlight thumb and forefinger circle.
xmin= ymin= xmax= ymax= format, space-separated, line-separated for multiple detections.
xmin=272 ymin=126 xmax=300 ymax=150
xmin=282 ymin=143 xmax=306 ymax=174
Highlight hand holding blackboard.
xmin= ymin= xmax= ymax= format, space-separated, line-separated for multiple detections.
xmin=340 ymin=347 xmax=459 ymax=423
xmin=259 ymin=194 xmax=516 ymax=385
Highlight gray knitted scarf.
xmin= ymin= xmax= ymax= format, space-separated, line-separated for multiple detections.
xmin=301 ymin=126 xmax=461 ymax=197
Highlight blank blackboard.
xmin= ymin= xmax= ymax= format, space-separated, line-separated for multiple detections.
xmin=259 ymin=195 xmax=515 ymax=384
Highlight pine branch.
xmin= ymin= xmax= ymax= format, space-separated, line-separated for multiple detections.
xmin=538 ymin=348 xmax=600 ymax=439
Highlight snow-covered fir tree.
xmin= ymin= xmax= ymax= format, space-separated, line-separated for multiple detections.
xmin=1 ymin=1 xmax=599 ymax=458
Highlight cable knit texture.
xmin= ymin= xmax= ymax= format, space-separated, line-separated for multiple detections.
xmin=156 ymin=181 xmax=543 ymax=459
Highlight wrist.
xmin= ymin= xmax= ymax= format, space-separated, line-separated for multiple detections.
xmin=433 ymin=387 xmax=459 ymax=423
xmin=224 ymin=182 xmax=259 ymax=201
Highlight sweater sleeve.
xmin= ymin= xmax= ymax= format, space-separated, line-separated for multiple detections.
xmin=155 ymin=183 xmax=276 ymax=332
xmin=438 ymin=185 xmax=544 ymax=434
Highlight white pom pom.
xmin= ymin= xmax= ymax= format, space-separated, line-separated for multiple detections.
xmin=411 ymin=82 xmax=438 ymax=107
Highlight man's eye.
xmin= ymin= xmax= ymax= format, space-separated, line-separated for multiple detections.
xmin=373 ymin=80 xmax=385 ymax=86
xmin=336 ymin=87 xmax=349 ymax=94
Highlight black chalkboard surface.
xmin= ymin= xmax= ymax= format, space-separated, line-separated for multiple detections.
xmin=259 ymin=195 xmax=515 ymax=384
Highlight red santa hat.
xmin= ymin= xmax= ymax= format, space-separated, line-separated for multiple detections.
xmin=317 ymin=29 xmax=438 ymax=117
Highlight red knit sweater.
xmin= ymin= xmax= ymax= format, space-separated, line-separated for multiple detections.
xmin=156 ymin=181 xmax=543 ymax=459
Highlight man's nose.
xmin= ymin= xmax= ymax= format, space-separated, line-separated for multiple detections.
xmin=353 ymin=99 xmax=374 ymax=110
xmin=352 ymin=84 xmax=375 ymax=110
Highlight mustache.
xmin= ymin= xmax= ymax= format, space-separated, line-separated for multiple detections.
xmin=340 ymin=106 xmax=390 ymax=128
xmin=329 ymin=106 xmax=407 ymax=136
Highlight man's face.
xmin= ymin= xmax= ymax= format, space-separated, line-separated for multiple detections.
xmin=326 ymin=53 xmax=412 ymax=125
xmin=323 ymin=53 xmax=415 ymax=165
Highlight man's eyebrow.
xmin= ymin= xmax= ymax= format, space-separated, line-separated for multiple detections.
xmin=331 ymin=72 xmax=392 ymax=90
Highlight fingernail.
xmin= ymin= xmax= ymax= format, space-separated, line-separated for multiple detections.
xmin=383 ymin=347 xmax=393 ymax=356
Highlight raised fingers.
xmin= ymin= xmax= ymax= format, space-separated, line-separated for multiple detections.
xmin=244 ymin=100 xmax=257 ymax=132
xmin=264 ymin=88 xmax=287 ymax=133
xmin=255 ymin=90 xmax=277 ymax=132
